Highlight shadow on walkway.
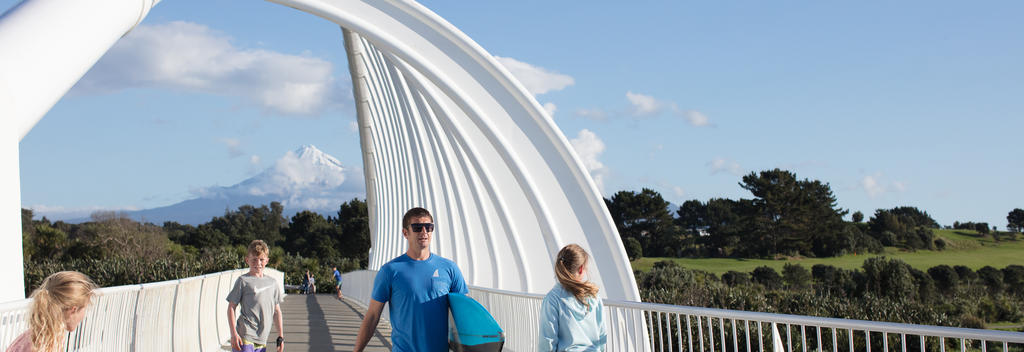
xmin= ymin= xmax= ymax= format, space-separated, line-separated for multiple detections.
xmin=278 ymin=294 xmax=391 ymax=352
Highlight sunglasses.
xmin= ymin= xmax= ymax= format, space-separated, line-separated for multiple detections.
xmin=409 ymin=223 xmax=434 ymax=233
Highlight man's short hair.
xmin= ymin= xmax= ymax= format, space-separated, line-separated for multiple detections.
xmin=402 ymin=207 xmax=433 ymax=228
xmin=247 ymin=239 xmax=269 ymax=258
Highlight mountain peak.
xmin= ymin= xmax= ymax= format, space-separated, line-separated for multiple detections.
xmin=293 ymin=144 xmax=343 ymax=169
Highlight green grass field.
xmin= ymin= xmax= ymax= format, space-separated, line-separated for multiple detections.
xmin=632 ymin=229 xmax=1024 ymax=275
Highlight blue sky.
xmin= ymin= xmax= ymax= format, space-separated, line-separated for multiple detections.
xmin=6 ymin=0 xmax=1023 ymax=228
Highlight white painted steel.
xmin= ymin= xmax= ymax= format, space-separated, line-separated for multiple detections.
xmin=339 ymin=270 xmax=390 ymax=323
xmin=0 ymin=0 xmax=639 ymax=306
xmin=280 ymin=0 xmax=642 ymax=301
xmin=0 ymin=268 xmax=284 ymax=351
xmin=0 ymin=0 xmax=162 ymax=303
xmin=0 ymin=128 xmax=23 ymax=302
xmin=456 ymin=281 xmax=1024 ymax=352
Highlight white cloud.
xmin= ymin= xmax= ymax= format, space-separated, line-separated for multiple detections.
xmin=672 ymin=186 xmax=686 ymax=198
xmin=249 ymin=155 xmax=261 ymax=165
xmin=75 ymin=21 xmax=341 ymax=116
xmin=862 ymin=175 xmax=884 ymax=198
xmin=861 ymin=174 xmax=906 ymax=198
xmin=495 ymin=56 xmax=574 ymax=96
xmin=575 ymin=108 xmax=608 ymax=121
xmin=626 ymin=91 xmax=664 ymax=117
xmin=543 ymin=102 xmax=558 ymax=117
xmin=349 ymin=121 xmax=359 ymax=133
xmin=709 ymin=157 xmax=742 ymax=176
xmin=221 ymin=138 xmax=243 ymax=158
xmin=892 ymin=181 xmax=907 ymax=192
xmin=679 ymin=110 xmax=710 ymax=127
xmin=570 ymin=129 xmax=609 ymax=194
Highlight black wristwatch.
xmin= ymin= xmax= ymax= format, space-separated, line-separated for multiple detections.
xmin=276 ymin=336 xmax=284 ymax=347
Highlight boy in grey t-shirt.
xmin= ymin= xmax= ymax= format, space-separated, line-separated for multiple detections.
xmin=227 ymin=240 xmax=284 ymax=352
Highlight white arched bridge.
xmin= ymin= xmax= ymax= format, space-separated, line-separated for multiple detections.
xmin=2 ymin=269 xmax=1023 ymax=351
xmin=1 ymin=0 xmax=1024 ymax=351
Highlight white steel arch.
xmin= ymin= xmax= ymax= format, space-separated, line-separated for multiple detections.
xmin=0 ymin=0 xmax=639 ymax=302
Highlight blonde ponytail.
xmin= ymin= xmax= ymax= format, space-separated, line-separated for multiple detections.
xmin=28 ymin=271 xmax=97 ymax=352
xmin=555 ymin=244 xmax=599 ymax=309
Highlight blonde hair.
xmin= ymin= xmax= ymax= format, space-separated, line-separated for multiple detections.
xmin=29 ymin=271 xmax=97 ymax=352
xmin=555 ymin=244 xmax=599 ymax=308
xmin=247 ymin=239 xmax=269 ymax=258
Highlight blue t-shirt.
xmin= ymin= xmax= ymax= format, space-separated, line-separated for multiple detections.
xmin=333 ymin=269 xmax=342 ymax=283
xmin=372 ymin=253 xmax=468 ymax=352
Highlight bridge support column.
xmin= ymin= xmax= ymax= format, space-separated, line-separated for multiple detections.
xmin=0 ymin=0 xmax=162 ymax=302
xmin=0 ymin=128 xmax=24 ymax=301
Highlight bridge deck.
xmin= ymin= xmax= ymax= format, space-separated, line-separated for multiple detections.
xmin=278 ymin=294 xmax=392 ymax=352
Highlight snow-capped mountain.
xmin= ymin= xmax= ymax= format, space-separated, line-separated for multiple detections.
xmin=117 ymin=145 xmax=364 ymax=225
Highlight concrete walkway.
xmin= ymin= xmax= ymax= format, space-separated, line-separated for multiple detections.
xmin=276 ymin=294 xmax=392 ymax=352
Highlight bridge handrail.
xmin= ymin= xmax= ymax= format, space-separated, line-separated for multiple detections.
xmin=470 ymin=284 xmax=1024 ymax=352
xmin=343 ymin=270 xmax=1024 ymax=352
xmin=0 ymin=268 xmax=284 ymax=352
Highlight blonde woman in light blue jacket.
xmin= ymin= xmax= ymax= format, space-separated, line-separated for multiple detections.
xmin=538 ymin=244 xmax=607 ymax=351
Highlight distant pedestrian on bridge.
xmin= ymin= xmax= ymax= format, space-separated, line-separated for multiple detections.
xmin=5 ymin=271 xmax=96 ymax=352
xmin=353 ymin=207 xmax=469 ymax=352
xmin=332 ymin=266 xmax=343 ymax=299
xmin=227 ymin=240 xmax=285 ymax=352
xmin=538 ymin=244 xmax=607 ymax=352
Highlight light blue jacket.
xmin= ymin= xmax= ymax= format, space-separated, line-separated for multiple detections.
xmin=538 ymin=284 xmax=607 ymax=351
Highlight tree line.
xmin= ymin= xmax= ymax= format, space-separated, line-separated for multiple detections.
xmin=20 ymin=199 xmax=371 ymax=294
xmin=607 ymin=168 xmax=1021 ymax=260
xmin=638 ymin=258 xmax=1024 ymax=332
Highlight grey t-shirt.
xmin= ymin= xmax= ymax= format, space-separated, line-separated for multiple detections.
xmin=226 ymin=274 xmax=283 ymax=344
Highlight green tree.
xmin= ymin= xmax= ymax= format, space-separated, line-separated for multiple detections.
xmin=676 ymin=200 xmax=706 ymax=235
xmin=606 ymin=188 xmax=678 ymax=257
xmin=207 ymin=203 xmax=286 ymax=246
xmin=25 ymin=224 xmax=69 ymax=260
xmin=284 ymin=210 xmax=341 ymax=261
xmin=852 ymin=211 xmax=864 ymax=223
xmin=333 ymin=198 xmax=371 ymax=267
xmin=1006 ymin=208 xmax=1024 ymax=233
xmin=21 ymin=208 xmax=35 ymax=238
xmin=624 ymin=237 xmax=642 ymax=261
xmin=740 ymin=169 xmax=847 ymax=257
xmin=886 ymin=206 xmax=939 ymax=228
xmin=867 ymin=208 xmax=936 ymax=250
xmin=702 ymin=198 xmax=753 ymax=257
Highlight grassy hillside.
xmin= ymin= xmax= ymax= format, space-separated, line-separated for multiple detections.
xmin=632 ymin=229 xmax=1024 ymax=275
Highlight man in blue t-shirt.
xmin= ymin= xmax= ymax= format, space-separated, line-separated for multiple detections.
xmin=333 ymin=266 xmax=343 ymax=299
xmin=353 ymin=207 xmax=468 ymax=352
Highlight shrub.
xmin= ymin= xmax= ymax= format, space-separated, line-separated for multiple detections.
xmin=1001 ymin=265 xmax=1024 ymax=296
xmin=722 ymin=271 xmax=750 ymax=286
xmin=782 ymin=263 xmax=811 ymax=290
xmin=927 ymin=265 xmax=959 ymax=294
xmin=978 ymin=266 xmax=1004 ymax=294
xmin=752 ymin=266 xmax=782 ymax=290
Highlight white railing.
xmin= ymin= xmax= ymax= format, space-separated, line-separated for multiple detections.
xmin=344 ymin=270 xmax=1024 ymax=352
xmin=340 ymin=270 xmax=390 ymax=322
xmin=471 ymin=285 xmax=1024 ymax=352
xmin=0 ymin=268 xmax=284 ymax=352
